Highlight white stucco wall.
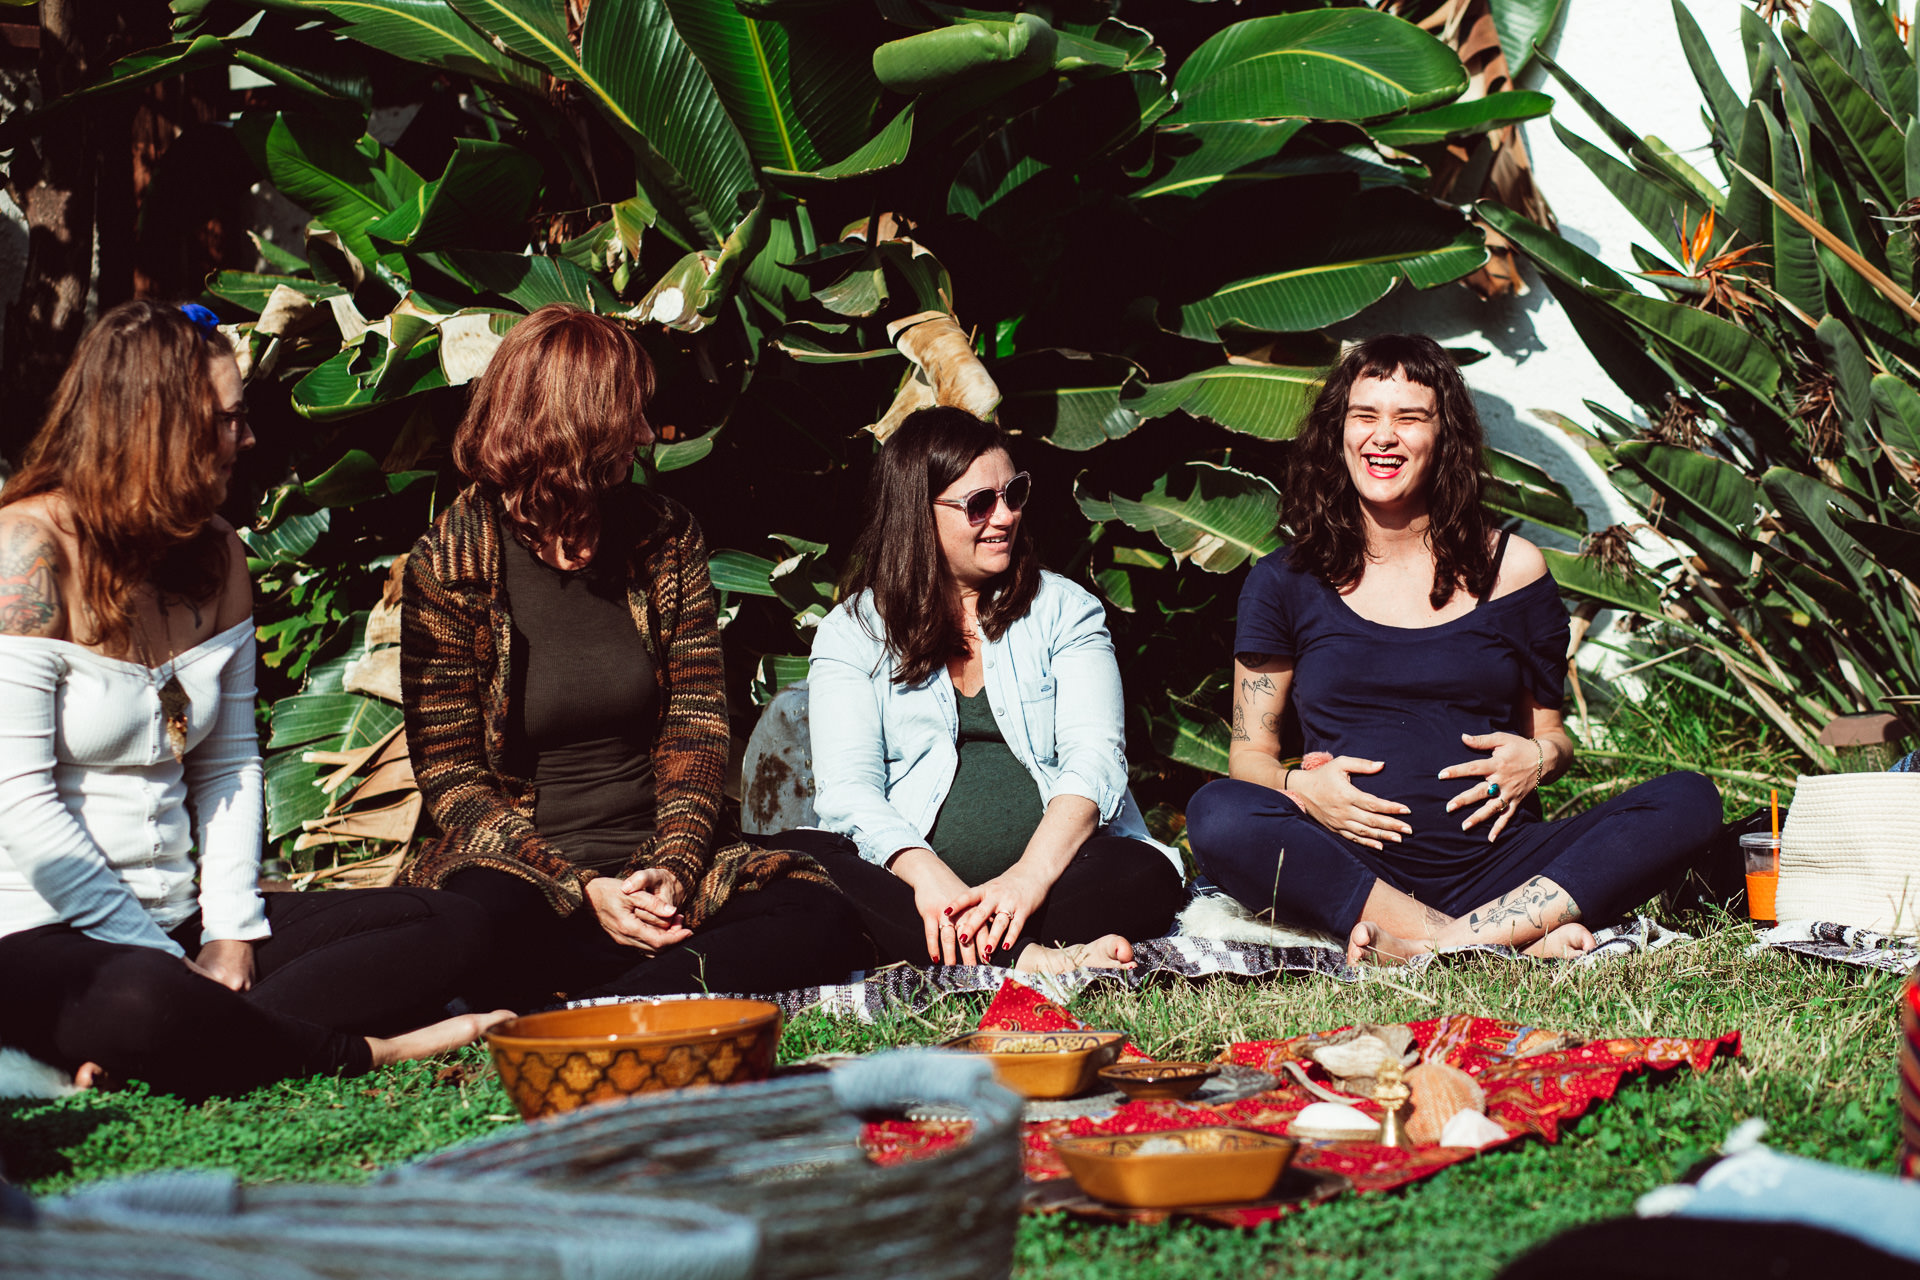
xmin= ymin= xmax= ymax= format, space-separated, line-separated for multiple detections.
xmin=1335 ymin=0 xmax=1756 ymax=551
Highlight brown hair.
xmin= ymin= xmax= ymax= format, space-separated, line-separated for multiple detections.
xmin=1 ymin=300 xmax=229 ymax=653
xmin=1281 ymin=333 xmax=1494 ymax=609
xmin=840 ymin=406 xmax=1040 ymax=685
xmin=451 ymin=304 xmax=655 ymax=561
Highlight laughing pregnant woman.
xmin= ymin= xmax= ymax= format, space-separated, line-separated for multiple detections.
xmin=805 ymin=407 xmax=1186 ymax=972
xmin=1186 ymin=335 xmax=1723 ymax=965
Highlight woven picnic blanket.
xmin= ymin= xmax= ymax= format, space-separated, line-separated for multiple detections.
xmin=560 ymin=916 xmax=1687 ymax=1024
xmin=860 ymin=980 xmax=1742 ymax=1228
xmin=1755 ymin=921 xmax=1920 ymax=977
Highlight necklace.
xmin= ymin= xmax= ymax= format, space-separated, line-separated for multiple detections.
xmin=138 ymin=599 xmax=192 ymax=763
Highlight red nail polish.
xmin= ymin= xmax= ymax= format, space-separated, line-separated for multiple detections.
xmin=959 ymin=934 xmax=969 ymax=945
xmin=943 ymin=907 xmax=952 ymax=917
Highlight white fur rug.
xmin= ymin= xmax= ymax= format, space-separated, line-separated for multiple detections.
xmin=1175 ymin=891 xmax=1345 ymax=951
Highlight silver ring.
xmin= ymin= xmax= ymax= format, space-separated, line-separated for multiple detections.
xmin=940 ymin=920 xmax=955 ymax=931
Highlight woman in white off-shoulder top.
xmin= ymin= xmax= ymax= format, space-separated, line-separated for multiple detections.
xmin=0 ymin=301 xmax=509 ymax=1099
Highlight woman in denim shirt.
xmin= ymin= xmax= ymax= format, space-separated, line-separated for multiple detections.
xmin=804 ymin=408 xmax=1185 ymax=973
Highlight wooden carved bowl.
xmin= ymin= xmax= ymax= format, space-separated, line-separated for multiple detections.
xmin=938 ymin=1030 xmax=1126 ymax=1099
xmin=1097 ymin=1061 xmax=1221 ymax=1102
xmin=486 ymin=998 xmax=783 ymax=1121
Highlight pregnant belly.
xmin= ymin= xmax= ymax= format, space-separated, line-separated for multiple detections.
xmin=1308 ymin=719 xmax=1523 ymax=864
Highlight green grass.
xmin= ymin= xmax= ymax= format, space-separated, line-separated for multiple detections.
xmin=2 ymin=676 xmax=1907 ymax=1277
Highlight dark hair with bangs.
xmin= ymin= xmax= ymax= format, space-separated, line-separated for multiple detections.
xmin=452 ymin=304 xmax=654 ymax=561
xmin=1281 ymin=333 xmax=1494 ymax=610
xmin=840 ymin=406 xmax=1040 ymax=686
xmin=2 ymin=299 xmax=229 ymax=654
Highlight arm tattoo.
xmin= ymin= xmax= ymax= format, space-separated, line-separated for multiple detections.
xmin=1465 ymin=876 xmax=1563 ymax=935
xmin=1232 ymin=673 xmax=1275 ymax=744
xmin=0 ymin=522 xmax=62 ymax=637
xmin=1231 ymin=701 xmax=1249 ymax=742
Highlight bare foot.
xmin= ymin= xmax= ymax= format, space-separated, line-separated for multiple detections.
xmin=73 ymin=1061 xmax=105 ymax=1090
xmin=1521 ymin=922 xmax=1596 ymax=959
xmin=1014 ymin=935 xmax=1136 ymax=975
xmin=1346 ymin=922 xmax=1433 ymax=966
xmin=367 ymin=1009 xmax=516 ymax=1067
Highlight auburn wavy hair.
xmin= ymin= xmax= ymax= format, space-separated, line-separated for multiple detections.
xmin=2 ymin=300 xmax=229 ymax=654
xmin=452 ymin=304 xmax=655 ymax=561
xmin=1281 ymin=334 xmax=1494 ymax=610
xmin=841 ymin=407 xmax=1040 ymax=686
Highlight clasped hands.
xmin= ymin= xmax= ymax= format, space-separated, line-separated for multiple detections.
xmin=586 ymin=868 xmax=692 ymax=952
xmin=902 ymin=853 xmax=1047 ymax=966
xmin=1286 ymin=731 xmax=1543 ymax=848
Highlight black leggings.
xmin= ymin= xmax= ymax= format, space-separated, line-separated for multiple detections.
xmin=1188 ymin=770 xmax=1724 ymax=937
xmin=781 ymin=828 xmax=1187 ymax=967
xmin=0 ymin=887 xmax=491 ymax=1100
xmin=442 ymin=865 xmax=872 ymax=1008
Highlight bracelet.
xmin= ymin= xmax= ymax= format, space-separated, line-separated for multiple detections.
xmin=1530 ymin=737 xmax=1545 ymax=788
xmin=1282 ymin=766 xmax=1295 ymax=790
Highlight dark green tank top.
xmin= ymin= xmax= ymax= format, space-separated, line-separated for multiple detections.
xmin=925 ymin=687 xmax=1047 ymax=885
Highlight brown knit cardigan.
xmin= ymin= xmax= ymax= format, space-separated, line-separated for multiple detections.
xmin=397 ymin=483 xmax=825 ymax=927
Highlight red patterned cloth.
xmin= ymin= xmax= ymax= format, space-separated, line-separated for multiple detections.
xmin=860 ymin=981 xmax=1743 ymax=1227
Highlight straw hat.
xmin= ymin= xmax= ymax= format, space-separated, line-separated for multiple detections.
xmin=1775 ymin=774 xmax=1920 ymax=936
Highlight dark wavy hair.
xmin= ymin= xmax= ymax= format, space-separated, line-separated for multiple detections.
xmin=452 ymin=304 xmax=654 ymax=561
xmin=1281 ymin=333 xmax=1494 ymax=609
xmin=840 ymin=406 xmax=1041 ymax=685
xmin=2 ymin=300 xmax=229 ymax=653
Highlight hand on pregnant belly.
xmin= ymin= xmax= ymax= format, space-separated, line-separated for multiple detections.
xmin=1439 ymin=731 xmax=1540 ymax=841
xmin=1289 ymin=754 xmax=1414 ymax=850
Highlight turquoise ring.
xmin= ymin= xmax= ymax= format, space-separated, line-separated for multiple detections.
xmin=1486 ymin=781 xmax=1501 ymax=798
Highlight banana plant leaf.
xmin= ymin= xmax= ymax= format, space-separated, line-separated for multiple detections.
xmin=1166 ymin=189 xmax=1485 ymax=340
xmin=1551 ymin=118 xmax=1708 ymax=250
xmin=1850 ymin=0 xmax=1915 ymax=128
xmin=1869 ymin=373 xmax=1920 ymax=454
xmin=1149 ymin=695 xmax=1230 ymax=775
xmin=765 ymin=104 xmax=916 ymax=191
xmin=365 ymin=138 xmax=541 ymax=251
xmin=236 ymin=112 xmax=423 ymax=279
xmin=439 ymin=251 xmax=614 ymax=311
xmin=240 ymin=511 xmax=331 ymax=571
xmin=1487 ymin=0 xmax=1565 ymax=76
xmin=1588 ymin=288 xmax=1782 ymax=407
xmin=1614 ymin=441 xmax=1762 ymax=546
xmin=1541 ymin=546 xmax=1663 ymax=615
xmin=1763 ymin=465 xmax=1870 ymax=584
xmin=709 ymin=549 xmax=780 ymax=595
xmin=292 ymin=325 xmax=446 ymax=419
xmin=206 ymin=272 xmax=347 ymax=313
xmin=267 ymin=691 xmax=405 ymax=751
xmin=1367 ymin=92 xmax=1553 ymax=147
xmin=664 ymin=0 xmax=881 ymax=174
xmin=1784 ymin=25 xmax=1904 ymax=211
xmin=1171 ymin=9 xmax=1466 ymax=125
xmin=871 ymin=14 xmax=1057 ymax=96
xmin=1132 ymin=120 xmax=1305 ymax=201
xmin=309 ymin=0 xmax=544 ymax=90
xmin=296 ymin=449 xmax=434 ymax=508
xmin=992 ymin=351 xmax=1144 ymax=451
xmin=1122 ymin=363 xmax=1320 ymax=440
xmin=1481 ymin=447 xmax=1588 ymax=540
xmin=1672 ymin=0 xmax=1743 ymax=145
xmin=1842 ymin=515 xmax=1920 ymax=580
xmin=1093 ymin=463 xmax=1281 ymax=573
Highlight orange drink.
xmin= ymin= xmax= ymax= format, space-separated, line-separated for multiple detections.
xmin=1739 ymin=833 xmax=1781 ymax=924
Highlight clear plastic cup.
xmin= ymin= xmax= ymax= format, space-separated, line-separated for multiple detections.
xmin=1739 ymin=833 xmax=1781 ymax=924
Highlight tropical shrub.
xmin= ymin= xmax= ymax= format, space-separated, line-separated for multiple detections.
xmin=1483 ymin=0 xmax=1920 ymax=768
xmin=22 ymin=0 xmax=1569 ymax=855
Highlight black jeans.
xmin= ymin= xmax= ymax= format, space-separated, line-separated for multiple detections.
xmin=443 ymin=864 xmax=871 ymax=1008
xmin=776 ymin=828 xmax=1186 ymax=967
xmin=0 ymin=887 xmax=491 ymax=1100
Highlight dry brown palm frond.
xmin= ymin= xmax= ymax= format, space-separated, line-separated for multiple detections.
xmin=1794 ymin=363 xmax=1845 ymax=459
xmin=1748 ymin=0 xmax=1809 ymax=22
xmin=1646 ymin=394 xmax=1711 ymax=449
xmin=1580 ymin=524 xmax=1643 ymax=577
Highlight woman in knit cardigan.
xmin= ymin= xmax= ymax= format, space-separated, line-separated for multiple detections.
xmin=399 ymin=305 xmax=867 ymax=1007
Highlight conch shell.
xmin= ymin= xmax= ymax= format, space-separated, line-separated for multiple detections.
xmin=1309 ymin=1023 xmax=1419 ymax=1095
xmin=1404 ymin=1060 xmax=1486 ymax=1146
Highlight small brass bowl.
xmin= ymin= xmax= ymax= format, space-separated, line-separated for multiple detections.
xmin=486 ymin=998 xmax=782 ymax=1121
xmin=939 ymin=1030 xmax=1126 ymax=1099
xmin=1097 ymin=1061 xmax=1220 ymax=1102
xmin=1054 ymin=1127 xmax=1298 ymax=1209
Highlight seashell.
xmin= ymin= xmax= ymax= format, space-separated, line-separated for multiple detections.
xmin=1437 ymin=1109 xmax=1506 ymax=1149
xmin=1311 ymin=1035 xmax=1396 ymax=1083
xmin=1403 ymin=1060 xmax=1486 ymax=1147
xmin=1290 ymin=1102 xmax=1379 ymax=1141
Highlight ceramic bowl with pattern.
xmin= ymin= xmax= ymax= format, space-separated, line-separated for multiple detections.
xmin=938 ymin=1030 xmax=1126 ymax=1099
xmin=486 ymin=998 xmax=783 ymax=1121
xmin=1053 ymin=1127 xmax=1299 ymax=1208
xmin=1096 ymin=1061 xmax=1221 ymax=1101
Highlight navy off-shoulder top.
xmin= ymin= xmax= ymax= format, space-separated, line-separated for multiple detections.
xmin=1232 ymin=545 xmax=1568 ymax=876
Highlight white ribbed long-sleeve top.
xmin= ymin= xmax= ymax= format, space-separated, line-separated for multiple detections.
xmin=0 ymin=619 xmax=267 ymax=954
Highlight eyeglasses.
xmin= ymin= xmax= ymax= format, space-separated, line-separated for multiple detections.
xmin=932 ymin=472 xmax=1032 ymax=525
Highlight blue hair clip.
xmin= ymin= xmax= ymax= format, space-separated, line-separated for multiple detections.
xmin=179 ymin=303 xmax=221 ymax=340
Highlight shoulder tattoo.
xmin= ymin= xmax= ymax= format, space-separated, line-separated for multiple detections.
xmin=0 ymin=521 xmax=62 ymax=637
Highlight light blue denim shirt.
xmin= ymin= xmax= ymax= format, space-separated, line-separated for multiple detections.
xmin=807 ymin=571 xmax=1181 ymax=876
